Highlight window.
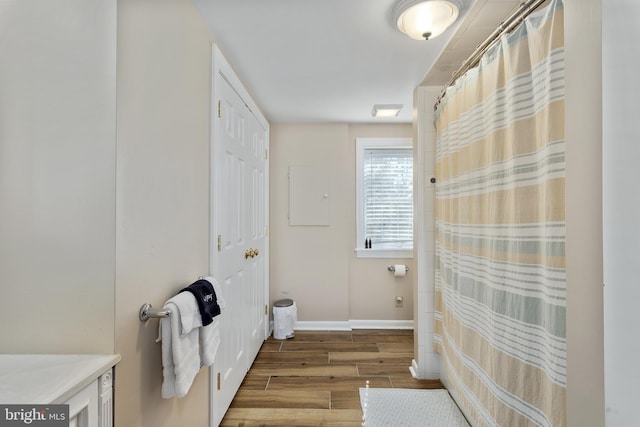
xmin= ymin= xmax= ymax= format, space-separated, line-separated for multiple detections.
xmin=356 ymin=138 xmax=413 ymax=258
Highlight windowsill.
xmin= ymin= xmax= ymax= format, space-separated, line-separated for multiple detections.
xmin=355 ymin=248 xmax=413 ymax=259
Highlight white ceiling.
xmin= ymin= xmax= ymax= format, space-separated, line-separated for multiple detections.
xmin=193 ymin=0 xmax=521 ymax=123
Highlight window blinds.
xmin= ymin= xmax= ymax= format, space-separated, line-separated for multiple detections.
xmin=363 ymin=148 xmax=413 ymax=248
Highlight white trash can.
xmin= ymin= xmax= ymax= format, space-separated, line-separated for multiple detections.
xmin=273 ymin=298 xmax=296 ymax=339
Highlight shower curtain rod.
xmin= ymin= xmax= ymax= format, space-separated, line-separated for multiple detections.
xmin=435 ymin=0 xmax=549 ymax=109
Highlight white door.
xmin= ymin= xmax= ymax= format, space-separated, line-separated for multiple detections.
xmin=245 ymin=106 xmax=267 ymax=360
xmin=210 ymin=47 xmax=269 ymax=426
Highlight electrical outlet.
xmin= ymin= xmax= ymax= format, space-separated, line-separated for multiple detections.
xmin=395 ymin=296 xmax=403 ymax=307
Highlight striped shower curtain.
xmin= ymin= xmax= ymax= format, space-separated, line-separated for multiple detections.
xmin=433 ymin=0 xmax=565 ymax=426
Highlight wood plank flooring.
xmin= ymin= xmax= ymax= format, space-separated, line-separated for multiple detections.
xmin=221 ymin=329 xmax=443 ymax=426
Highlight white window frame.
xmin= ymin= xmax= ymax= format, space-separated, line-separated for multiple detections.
xmin=356 ymin=137 xmax=413 ymax=259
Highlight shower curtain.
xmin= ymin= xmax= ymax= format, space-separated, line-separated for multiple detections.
xmin=433 ymin=1 xmax=565 ymax=426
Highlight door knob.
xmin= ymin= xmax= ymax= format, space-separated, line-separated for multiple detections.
xmin=245 ymin=248 xmax=259 ymax=259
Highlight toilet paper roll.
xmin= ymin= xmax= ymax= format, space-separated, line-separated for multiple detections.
xmin=394 ymin=265 xmax=406 ymax=277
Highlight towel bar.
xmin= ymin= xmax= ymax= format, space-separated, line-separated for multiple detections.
xmin=139 ymin=303 xmax=171 ymax=322
xmin=139 ymin=276 xmax=208 ymax=322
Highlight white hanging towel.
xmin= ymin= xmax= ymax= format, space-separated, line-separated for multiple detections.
xmin=176 ymin=277 xmax=225 ymax=366
xmin=157 ymin=292 xmax=201 ymax=399
xmin=157 ymin=277 xmax=226 ymax=398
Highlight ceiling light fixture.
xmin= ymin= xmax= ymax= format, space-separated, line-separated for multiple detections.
xmin=372 ymin=104 xmax=403 ymax=118
xmin=392 ymin=0 xmax=460 ymax=40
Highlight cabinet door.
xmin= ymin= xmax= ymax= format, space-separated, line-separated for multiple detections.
xmin=65 ymin=381 xmax=98 ymax=427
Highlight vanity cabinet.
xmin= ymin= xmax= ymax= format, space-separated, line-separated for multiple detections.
xmin=0 ymin=355 xmax=120 ymax=427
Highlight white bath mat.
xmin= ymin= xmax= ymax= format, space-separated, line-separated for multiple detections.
xmin=359 ymin=388 xmax=470 ymax=427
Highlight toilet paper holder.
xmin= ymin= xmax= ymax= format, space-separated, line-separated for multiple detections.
xmin=387 ymin=265 xmax=409 ymax=273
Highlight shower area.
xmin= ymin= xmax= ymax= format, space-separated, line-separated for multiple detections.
xmin=412 ymin=1 xmax=588 ymax=425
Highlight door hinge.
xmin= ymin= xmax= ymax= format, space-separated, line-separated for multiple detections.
xmin=217 ymin=100 xmax=222 ymax=118
xmin=264 ymin=226 xmax=268 ymax=237
xmin=264 ymin=149 xmax=268 ymax=160
xmin=264 ymin=304 xmax=268 ymax=315
xmin=217 ymin=235 xmax=222 ymax=252
xmin=217 ymin=372 xmax=221 ymax=390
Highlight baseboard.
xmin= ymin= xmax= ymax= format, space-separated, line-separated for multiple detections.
xmin=291 ymin=319 xmax=414 ymax=331
xmin=294 ymin=321 xmax=352 ymax=331
xmin=410 ymin=358 xmax=441 ymax=380
xmin=410 ymin=359 xmax=420 ymax=378
xmin=349 ymin=319 xmax=414 ymax=330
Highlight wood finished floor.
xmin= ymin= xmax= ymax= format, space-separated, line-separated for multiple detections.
xmin=221 ymin=329 xmax=443 ymax=426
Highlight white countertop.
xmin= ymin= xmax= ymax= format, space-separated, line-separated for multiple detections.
xmin=0 ymin=354 xmax=120 ymax=404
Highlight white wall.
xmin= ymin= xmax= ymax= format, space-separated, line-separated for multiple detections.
xmin=602 ymin=1 xmax=640 ymax=425
xmin=564 ymin=0 xmax=605 ymax=425
xmin=0 ymin=0 xmax=116 ymax=354
xmin=347 ymin=124 xmax=415 ymax=322
xmin=114 ymin=0 xmax=215 ymax=425
xmin=270 ymin=123 xmax=414 ymax=324
xmin=270 ymin=124 xmax=351 ymax=322
xmin=0 ymin=0 xmax=217 ymax=423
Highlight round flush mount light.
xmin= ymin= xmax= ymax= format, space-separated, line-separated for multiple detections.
xmin=393 ymin=0 xmax=461 ymax=40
